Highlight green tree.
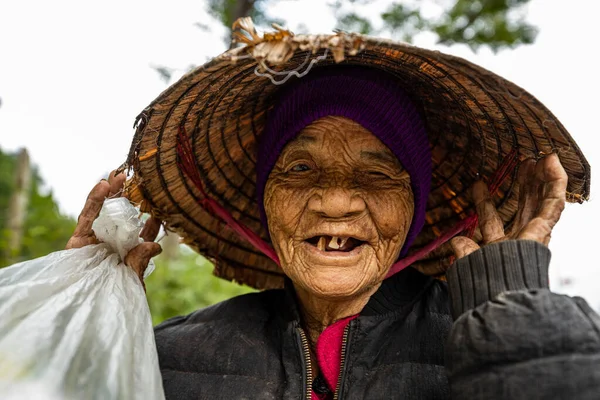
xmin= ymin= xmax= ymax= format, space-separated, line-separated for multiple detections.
xmin=0 ymin=148 xmax=76 ymax=268
xmin=209 ymin=0 xmax=538 ymax=49
xmin=331 ymin=0 xmax=537 ymax=51
xmin=146 ymin=248 xmax=255 ymax=326
xmin=157 ymin=0 xmax=537 ymax=81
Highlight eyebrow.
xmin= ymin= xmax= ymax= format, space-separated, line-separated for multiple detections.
xmin=360 ymin=150 xmax=399 ymax=166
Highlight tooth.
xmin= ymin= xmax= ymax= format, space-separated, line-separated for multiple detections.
xmin=329 ymin=236 xmax=340 ymax=250
xmin=318 ymin=236 xmax=327 ymax=251
xmin=339 ymin=237 xmax=348 ymax=248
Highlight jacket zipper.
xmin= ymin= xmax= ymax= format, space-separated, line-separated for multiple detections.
xmin=297 ymin=327 xmax=313 ymax=400
xmin=333 ymin=322 xmax=352 ymax=400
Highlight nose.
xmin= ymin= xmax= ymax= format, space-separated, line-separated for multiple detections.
xmin=308 ymin=186 xmax=366 ymax=219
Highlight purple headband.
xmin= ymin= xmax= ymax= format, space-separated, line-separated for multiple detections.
xmin=256 ymin=66 xmax=431 ymax=257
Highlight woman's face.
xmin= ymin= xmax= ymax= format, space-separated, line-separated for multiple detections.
xmin=264 ymin=116 xmax=415 ymax=299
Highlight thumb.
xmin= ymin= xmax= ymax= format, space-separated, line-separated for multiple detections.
xmin=450 ymin=236 xmax=480 ymax=260
xmin=124 ymin=242 xmax=162 ymax=289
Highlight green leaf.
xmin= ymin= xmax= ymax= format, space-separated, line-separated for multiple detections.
xmin=337 ymin=12 xmax=373 ymax=35
xmin=433 ymin=0 xmax=537 ymax=51
xmin=380 ymin=3 xmax=427 ymax=43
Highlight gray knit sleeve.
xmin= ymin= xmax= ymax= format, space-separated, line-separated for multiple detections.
xmin=446 ymin=240 xmax=550 ymax=319
xmin=444 ymin=240 xmax=600 ymax=400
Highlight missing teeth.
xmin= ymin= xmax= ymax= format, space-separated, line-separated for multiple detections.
xmin=328 ymin=236 xmax=348 ymax=250
xmin=309 ymin=235 xmax=357 ymax=252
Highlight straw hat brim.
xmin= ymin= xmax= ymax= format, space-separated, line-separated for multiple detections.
xmin=122 ymin=19 xmax=590 ymax=290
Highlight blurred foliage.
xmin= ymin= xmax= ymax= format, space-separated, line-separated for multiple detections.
xmin=338 ymin=13 xmax=373 ymax=35
xmin=146 ymin=247 xmax=255 ymax=326
xmin=210 ymin=0 xmax=537 ymax=50
xmin=0 ymin=148 xmax=76 ymax=267
xmin=156 ymin=0 xmax=537 ymax=81
xmin=431 ymin=0 xmax=537 ymax=50
xmin=332 ymin=0 xmax=537 ymax=51
xmin=207 ymin=0 xmax=284 ymax=36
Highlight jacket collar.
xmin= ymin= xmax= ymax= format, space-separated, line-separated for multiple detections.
xmin=280 ymin=267 xmax=434 ymax=322
xmin=361 ymin=267 xmax=433 ymax=316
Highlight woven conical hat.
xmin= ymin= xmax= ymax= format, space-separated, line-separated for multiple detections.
xmin=121 ymin=18 xmax=590 ymax=290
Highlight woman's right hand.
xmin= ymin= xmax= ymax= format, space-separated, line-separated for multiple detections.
xmin=66 ymin=171 xmax=162 ymax=288
xmin=450 ymin=153 xmax=567 ymax=260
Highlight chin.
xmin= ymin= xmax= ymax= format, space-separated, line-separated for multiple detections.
xmin=300 ymin=265 xmax=381 ymax=299
xmin=282 ymin=242 xmax=389 ymax=299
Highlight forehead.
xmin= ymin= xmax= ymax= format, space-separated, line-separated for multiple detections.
xmin=285 ymin=116 xmax=391 ymax=154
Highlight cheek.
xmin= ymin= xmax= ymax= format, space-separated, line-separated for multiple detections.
xmin=368 ymin=189 xmax=414 ymax=240
xmin=263 ymin=180 xmax=310 ymax=237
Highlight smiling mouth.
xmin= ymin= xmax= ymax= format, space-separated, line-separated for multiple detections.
xmin=305 ymin=236 xmax=366 ymax=252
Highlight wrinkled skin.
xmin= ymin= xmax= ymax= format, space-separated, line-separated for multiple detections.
xmin=263 ymin=116 xmax=414 ymax=341
xmin=264 ymin=116 xmax=414 ymax=298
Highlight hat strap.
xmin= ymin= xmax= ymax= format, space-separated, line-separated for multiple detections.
xmin=176 ymin=125 xmax=281 ymax=265
xmin=385 ymin=148 xmax=519 ymax=278
xmin=178 ymin=124 xmax=517 ymax=277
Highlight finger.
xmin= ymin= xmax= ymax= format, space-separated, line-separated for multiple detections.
xmin=519 ymin=154 xmax=568 ymax=244
xmin=507 ymin=158 xmax=537 ymax=236
xmin=71 ymin=180 xmax=110 ymax=238
xmin=66 ymin=234 xmax=99 ymax=250
xmin=124 ymin=242 xmax=162 ymax=285
xmin=450 ymin=236 xmax=480 ymax=259
xmin=108 ymin=170 xmax=126 ymax=198
xmin=140 ymin=216 xmax=162 ymax=242
xmin=473 ymin=180 xmax=504 ymax=243
xmin=535 ymin=153 xmax=567 ymax=224
xmin=519 ymin=217 xmax=552 ymax=246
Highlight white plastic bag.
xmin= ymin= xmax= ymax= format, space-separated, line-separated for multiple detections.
xmin=0 ymin=198 xmax=165 ymax=400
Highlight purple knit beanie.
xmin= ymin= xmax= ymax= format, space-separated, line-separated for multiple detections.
xmin=256 ymin=66 xmax=431 ymax=257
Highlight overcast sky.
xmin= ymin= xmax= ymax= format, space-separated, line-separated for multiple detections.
xmin=1 ymin=0 xmax=598 ymax=307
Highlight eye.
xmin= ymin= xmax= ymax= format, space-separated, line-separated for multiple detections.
xmin=367 ymin=170 xmax=391 ymax=179
xmin=289 ymin=163 xmax=311 ymax=173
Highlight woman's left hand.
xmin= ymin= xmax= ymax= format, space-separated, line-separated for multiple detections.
xmin=450 ymin=153 xmax=568 ymax=260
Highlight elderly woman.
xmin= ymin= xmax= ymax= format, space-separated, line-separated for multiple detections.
xmin=68 ymin=22 xmax=598 ymax=399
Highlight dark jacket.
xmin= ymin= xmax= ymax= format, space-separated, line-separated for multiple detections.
xmin=154 ymin=240 xmax=600 ymax=399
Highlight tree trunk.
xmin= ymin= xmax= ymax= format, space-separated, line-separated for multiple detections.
xmin=5 ymin=149 xmax=31 ymax=262
xmin=228 ymin=0 xmax=257 ymax=48
xmin=233 ymin=0 xmax=256 ymax=23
